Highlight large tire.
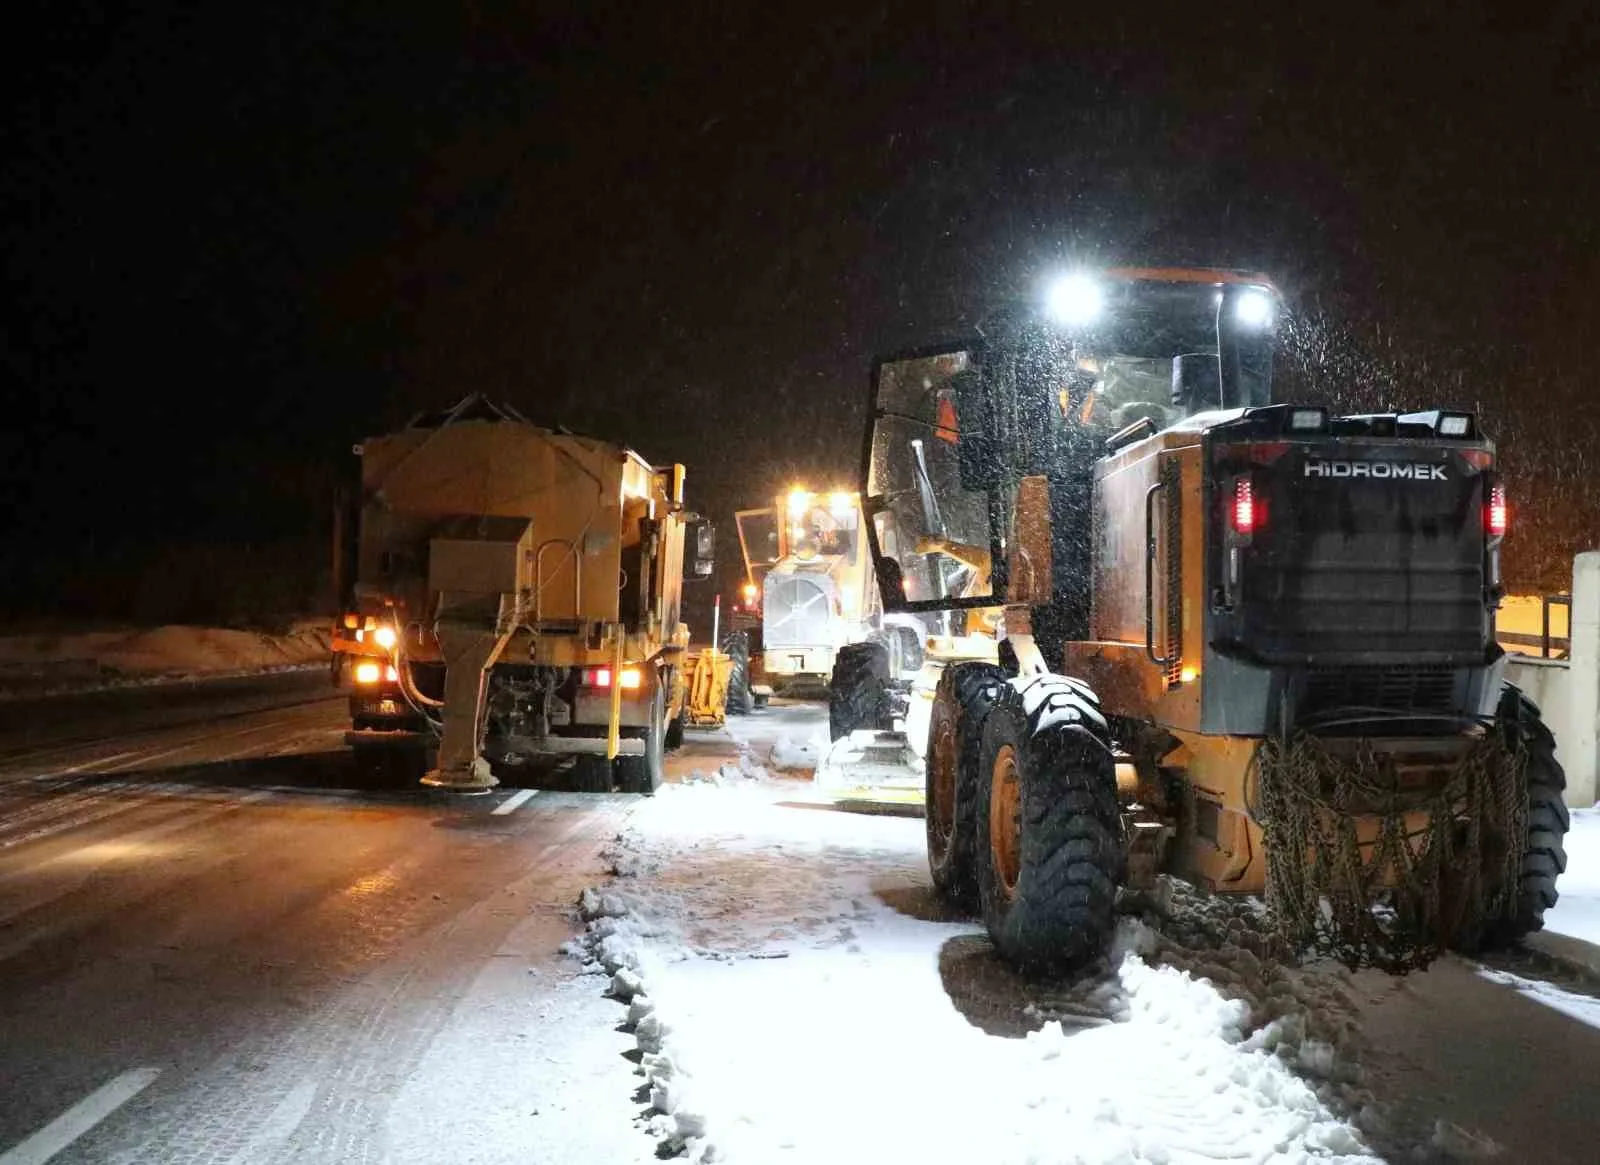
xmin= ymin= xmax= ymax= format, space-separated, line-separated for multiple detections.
xmin=616 ymin=680 xmax=666 ymax=795
xmin=926 ymin=663 xmax=1008 ymax=910
xmin=722 ymin=631 xmax=754 ymax=716
xmin=1474 ymin=686 xmax=1570 ymax=948
xmin=571 ymin=754 xmax=614 ymax=792
xmin=973 ymin=675 xmax=1125 ymax=975
xmin=828 ymin=641 xmax=894 ymax=742
xmin=893 ymin=624 xmax=926 ymax=677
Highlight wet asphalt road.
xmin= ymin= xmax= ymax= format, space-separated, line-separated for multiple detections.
xmin=0 ymin=681 xmax=642 ymax=1163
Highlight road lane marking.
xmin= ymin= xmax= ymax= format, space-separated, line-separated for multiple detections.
xmin=492 ymin=789 xmax=539 ymax=815
xmin=0 ymin=1067 xmax=161 ymax=1165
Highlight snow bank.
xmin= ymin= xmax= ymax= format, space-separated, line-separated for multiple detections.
xmin=1543 ymin=807 xmax=1600 ymax=948
xmin=768 ymin=731 xmax=828 ymax=772
xmin=0 ymin=620 xmax=331 ymax=697
xmin=569 ymin=782 xmax=1389 ymax=1164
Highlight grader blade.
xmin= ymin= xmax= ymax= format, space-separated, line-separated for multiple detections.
xmin=813 ymin=729 xmax=925 ymax=812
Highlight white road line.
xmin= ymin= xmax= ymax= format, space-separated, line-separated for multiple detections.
xmin=491 ymin=789 xmax=539 ymax=815
xmin=0 ymin=1067 xmax=161 ymax=1165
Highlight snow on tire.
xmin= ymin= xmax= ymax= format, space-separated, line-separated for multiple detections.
xmin=926 ymin=662 xmax=1007 ymax=910
xmin=974 ymin=674 xmax=1126 ymax=975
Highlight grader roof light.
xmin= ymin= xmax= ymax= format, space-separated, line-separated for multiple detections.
xmin=1234 ymin=287 xmax=1275 ymax=329
xmin=1044 ymin=273 xmax=1104 ymax=327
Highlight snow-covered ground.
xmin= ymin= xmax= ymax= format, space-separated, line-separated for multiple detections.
xmin=1543 ymin=807 xmax=1600 ymax=947
xmin=566 ymin=701 xmax=1600 ymax=1164
xmin=0 ymin=620 xmax=331 ymax=698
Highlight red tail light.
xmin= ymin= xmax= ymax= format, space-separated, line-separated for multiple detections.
xmin=1231 ymin=477 xmax=1257 ymax=535
xmin=1487 ymin=483 xmax=1508 ymax=537
xmin=583 ymin=667 xmax=613 ymax=688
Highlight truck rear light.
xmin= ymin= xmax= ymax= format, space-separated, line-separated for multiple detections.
xmin=583 ymin=666 xmax=643 ymax=690
xmin=1487 ymin=483 xmax=1508 ymax=537
xmin=1231 ymin=477 xmax=1258 ymax=535
xmin=355 ymin=661 xmax=381 ymax=685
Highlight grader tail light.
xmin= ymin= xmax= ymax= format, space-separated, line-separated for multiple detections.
xmin=1486 ymin=482 xmax=1508 ymax=538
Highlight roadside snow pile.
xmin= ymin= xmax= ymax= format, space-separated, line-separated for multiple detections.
xmin=681 ymin=749 xmax=771 ymax=787
xmin=1543 ymin=807 xmax=1600 ymax=947
xmin=0 ymin=620 xmax=330 ymax=697
xmin=568 ymin=782 xmax=1387 ymax=1164
xmin=768 ymin=731 xmax=828 ymax=772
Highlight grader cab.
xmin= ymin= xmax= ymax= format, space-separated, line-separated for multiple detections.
xmin=864 ymin=268 xmax=1569 ymax=972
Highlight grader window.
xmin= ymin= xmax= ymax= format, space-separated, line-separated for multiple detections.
xmin=867 ymin=346 xmax=999 ymax=610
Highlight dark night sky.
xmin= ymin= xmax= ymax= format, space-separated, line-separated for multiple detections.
xmin=3 ymin=1 xmax=1598 ymax=616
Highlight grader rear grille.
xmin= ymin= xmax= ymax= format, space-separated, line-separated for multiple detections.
xmin=1300 ymin=665 xmax=1458 ymax=718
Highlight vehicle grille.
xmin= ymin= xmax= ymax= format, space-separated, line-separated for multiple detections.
xmin=763 ymin=576 xmax=832 ymax=647
xmin=1300 ymin=665 xmax=1458 ymax=718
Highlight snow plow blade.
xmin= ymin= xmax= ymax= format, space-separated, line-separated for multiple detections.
xmin=812 ymin=729 xmax=925 ymax=814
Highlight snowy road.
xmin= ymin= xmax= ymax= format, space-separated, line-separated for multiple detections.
xmin=2 ymin=689 xmax=1598 ymax=1163
xmin=0 ymin=685 xmax=655 ymax=1164
xmin=575 ymin=703 xmax=1600 ymax=1165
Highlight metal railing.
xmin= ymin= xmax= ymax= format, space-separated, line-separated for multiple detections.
xmin=1499 ymin=593 xmax=1572 ymax=660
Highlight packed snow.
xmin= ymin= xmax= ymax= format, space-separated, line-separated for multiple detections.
xmin=568 ymin=774 xmax=1404 ymax=1164
xmin=768 ymin=731 xmax=828 ymax=772
xmin=0 ymin=620 xmax=331 ymax=698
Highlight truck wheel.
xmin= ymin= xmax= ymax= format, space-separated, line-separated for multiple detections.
xmin=973 ymin=676 xmax=1125 ymax=975
xmin=828 ymin=641 xmax=894 ymax=742
xmin=926 ymin=663 xmax=1007 ymax=911
xmin=1469 ymin=687 xmax=1570 ymax=949
xmin=665 ymin=706 xmax=686 ymax=751
xmin=723 ymin=631 xmax=754 ymax=716
xmin=617 ymin=682 xmax=666 ymax=795
xmin=572 ymin=755 xmax=614 ymax=793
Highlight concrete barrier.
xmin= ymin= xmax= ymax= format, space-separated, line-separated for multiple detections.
xmin=1505 ymin=551 xmax=1599 ymax=808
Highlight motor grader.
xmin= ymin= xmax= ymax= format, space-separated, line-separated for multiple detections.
xmin=330 ymin=395 xmax=718 ymax=792
xmin=733 ymin=487 xmax=931 ymax=732
xmin=863 ymin=268 xmax=1569 ymax=972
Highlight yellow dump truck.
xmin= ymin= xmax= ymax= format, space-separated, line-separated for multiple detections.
xmin=330 ymin=396 xmax=715 ymax=791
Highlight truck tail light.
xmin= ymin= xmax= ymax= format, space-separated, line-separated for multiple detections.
xmin=582 ymin=666 xmax=643 ymax=690
xmin=1487 ymin=483 xmax=1508 ymax=537
xmin=1231 ymin=477 xmax=1258 ymax=536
